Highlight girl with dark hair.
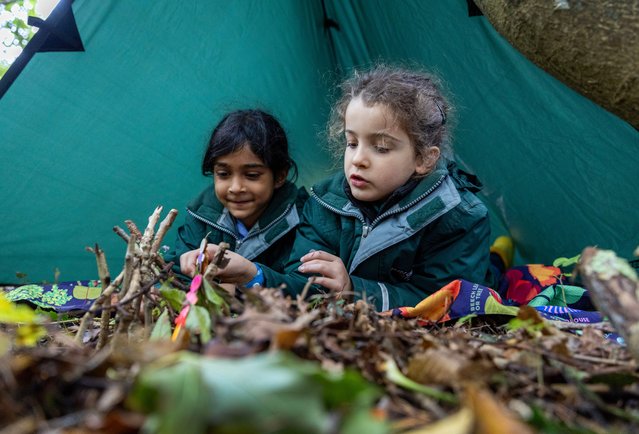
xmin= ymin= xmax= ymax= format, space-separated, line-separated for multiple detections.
xmin=165 ymin=109 xmax=307 ymax=276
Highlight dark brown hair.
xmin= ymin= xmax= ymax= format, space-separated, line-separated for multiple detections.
xmin=327 ymin=65 xmax=452 ymax=162
xmin=202 ymin=109 xmax=297 ymax=182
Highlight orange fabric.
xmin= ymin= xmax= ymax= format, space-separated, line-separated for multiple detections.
xmin=396 ymin=280 xmax=461 ymax=322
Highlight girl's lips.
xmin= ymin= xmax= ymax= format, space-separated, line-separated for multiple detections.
xmin=349 ymin=174 xmax=368 ymax=188
xmin=228 ymin=199 xmax=252 ymax=207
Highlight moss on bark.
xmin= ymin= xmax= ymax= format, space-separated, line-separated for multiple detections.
xmin=475 ymin=0 xmax=639 ymax=129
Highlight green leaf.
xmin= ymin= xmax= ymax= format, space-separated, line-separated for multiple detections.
xmin=552 ymin=254 xmax=581 ymax=268
xmin=506 ymin=317 xmax=545 ymax=334
xmin=150 ymin=309 xmax=172 ymax=341
xmin=528 ymin=404 xmax=599 ymax=434
xmin=128 ymin=351 xmax=386 ymax=434
xmin=382 ymin=357 xmax=457 ymax=404
xmin=185 ymin=305 xmax=212 ymax=343
xmin=588 ymin=372 xmax=639 ymax=388
xmin=201 ymin=278 xmax=229 ymax=316
xmin=159 ymin=283 xmax=185 ymax=311
xmin=455 ymin=313 xmax=477 ymax=326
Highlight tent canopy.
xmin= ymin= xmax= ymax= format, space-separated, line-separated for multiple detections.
xmin=1 ymin=0 xmax=637 ymax=283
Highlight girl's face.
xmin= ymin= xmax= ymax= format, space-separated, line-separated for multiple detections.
xmin=344 ymin=97 xmax=435 ymax=202
xmin=213 ymin=145 xmax=285 ymax=228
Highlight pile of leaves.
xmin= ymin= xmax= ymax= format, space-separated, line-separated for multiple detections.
xmin=2 ymin=209 xmax=638 ymax=433
xmin=2 ymin=282 xmax=639 ymax=433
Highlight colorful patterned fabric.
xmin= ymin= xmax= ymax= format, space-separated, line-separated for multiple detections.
xmin=387 ymin=278 xmax=603 ymax=326
xmin=497 ymin=264 xmax=568 ymax=305
xmin=4 ymin=280 xmax=102 ymax=313
xmin=386 ymin=280 xmax=519 ymax=325
xmin=528 ymin=284 xmax=595 ymax=311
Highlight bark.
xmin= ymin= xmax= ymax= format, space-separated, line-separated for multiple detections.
xmin=474 ymin=0 xmax=639 ymax=128
xmin=576 ymin=247 xmax=639 ymax=361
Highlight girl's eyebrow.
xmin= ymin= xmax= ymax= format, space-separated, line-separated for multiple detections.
xmin=345 ymin=129 xmax=401 ymax=143
xmin=213 ymin=162 xmax=265 ymax=168
xmin=374 ymin=132 xmax=401 ymax=142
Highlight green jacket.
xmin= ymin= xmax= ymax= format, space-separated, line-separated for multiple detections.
xmin=260 ymin=162 xmax=491 ymax=311
xmin=165 ymin=181 xmax=308 ymax=273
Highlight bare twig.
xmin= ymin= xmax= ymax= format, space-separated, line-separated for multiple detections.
xmin=116 ymin=274 xmax=162 ymax=308
xmin=300 ymin=276 xmax=316 ymax=301
xmin=203 ymin=242 xmax=230 ymax=284
xmin=140 ymin=206 xmax=163 ymax=255
xmin=150 ymin=208 xmax=178 ymax=254
xmin=74 ymin=271 xmax=124 ymax=345
xmin=112 ymin=225 xmax=130 ymax=243
xmin=93 ymin=244 xmax=112 ymax=351
xmin=124 ymin=220 xmax=142 ymax=240
xmin=572 ymin=353 xmax=636 ymax=367
xmin=96 ymin=296 xmax=111 ymax=351
xmin=118 ymin=268 xmax=141 ymax=338
xmin=120 ymin=236 xmax=138 ymax=300
xmin=548 ymin=320 xmax=616 ymax=333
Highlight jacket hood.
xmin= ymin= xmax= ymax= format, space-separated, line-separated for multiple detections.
xmin=446 ymin=160 xmax=483 ymax=193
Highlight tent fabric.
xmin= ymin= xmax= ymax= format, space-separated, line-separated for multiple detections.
xmin=0 ymin=0 xmax=637 ymax=283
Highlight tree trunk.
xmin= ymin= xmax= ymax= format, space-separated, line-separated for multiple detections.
xmin=577 ymin=247 xmax=639 ymax=360
xmin=474 ymin=0 xmax=639 ymax=129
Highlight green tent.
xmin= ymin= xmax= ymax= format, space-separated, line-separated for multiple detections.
xmin=1 ymin=0 xmax=637 ymax=283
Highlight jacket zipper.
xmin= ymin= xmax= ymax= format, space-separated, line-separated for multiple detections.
xmin=310 ymin=173 xmax=446 ymax=238
xmin=310 ymin=190 xmax=366 ymax=222
xmin=368 ymin=174 xmax=447 ymax=230
xmin=187 ymin=203 xmax=294 ymax=249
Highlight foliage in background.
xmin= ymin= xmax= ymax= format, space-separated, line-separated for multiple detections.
xmin=0 ymin=291 xmax=46 ymax=348
xmin=1 ymin=0 xmax=58 ymax=78
xmin=0 ymin=0 xmax=36 ymax=76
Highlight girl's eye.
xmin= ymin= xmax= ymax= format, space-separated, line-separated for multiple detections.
xmin=346 ymin=142 xmax=358 ymax=149
xmin=245 ymin=172 xmax=262 ymax=180
xmin=375 ymin=146 xmax=390 ymax=154
xmin=214 ymin=171 xmax=229 ymax=178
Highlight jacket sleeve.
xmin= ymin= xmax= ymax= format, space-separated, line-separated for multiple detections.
xmin=350 ymin=200 xmax=491 ymax=311
xmin=260 ymin=198 xmax=342 ymax=297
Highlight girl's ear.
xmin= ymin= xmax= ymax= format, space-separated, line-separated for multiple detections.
xmin=274 ymin=170 xmax=288 ymax=188
xmin=415 ymin=146 xmax=441 ymax=175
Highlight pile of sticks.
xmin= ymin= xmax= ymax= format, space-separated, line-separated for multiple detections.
xmin=75 ymin=206 xmax=178 ymax=349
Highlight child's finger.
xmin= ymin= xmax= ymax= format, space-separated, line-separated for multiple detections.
xmin=300 ymin=250 xmax=337 ymax=263
xmin=308 ymin=276 xmax=340 ymax=292
xmin=180 ymin=250 xmax=200 ymax=277
xmin=297 ymin=259 xmax=335 ymax=278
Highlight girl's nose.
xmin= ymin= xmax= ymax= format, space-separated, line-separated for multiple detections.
xmin=228 ymin=176 xmax=244 ymax=193
xmin=351 ymin=145 xmax=369 ymax=167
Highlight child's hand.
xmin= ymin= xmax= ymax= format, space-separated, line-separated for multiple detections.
xmin=298 ymin=250 xmax=352 ymax=296
xmin=179 ymin=249 xmax=202 ymax=277
xmin=179 ymin=245 xmax=256 ymax=283
xmin=203 ymin=244 xmax=258 ymax=284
